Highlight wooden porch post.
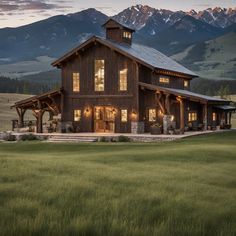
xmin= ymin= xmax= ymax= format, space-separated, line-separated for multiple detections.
xmin=229 ymin=112 xmax=232 ymax=125
xmin=165 ymin=94 xmax=170 ymax=115
xmin=16 ymin=107 xmax=26 ymax=128
xmin=179 ymin=98 xmax=185 ymax=133
xmin=203 ymin=104 xmax=208 ymax=131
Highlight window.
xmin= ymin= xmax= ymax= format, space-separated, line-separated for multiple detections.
xmin=188 ymin=112 xmax=197 ymax=122
xmin=123 ymin=31 xmax=132 ymax=39
xmin=212 ymin=112 xmax=217 ymax=121
xmin=159 ymin=76 xmax=170 ymax=84
xmin=119 ymin=68 xmax=128 ymax=91
xmin=149 ymin=109 xmax=156 ymax=122
xmin=74 ymin=109 xmax=81 ymax=122
xmin=95 ymin=60 xmax=105 ymax=91
xmin=121 ymin=109 xmax=128 ymax=122
xmin=184 ymin=80 xmax=189 ymax=88
xmin=73 ymin=72 xmax=80 ymax=92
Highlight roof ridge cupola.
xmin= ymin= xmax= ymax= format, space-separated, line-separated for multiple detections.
xmin=102 ymin=18 xmax=135 ymax=45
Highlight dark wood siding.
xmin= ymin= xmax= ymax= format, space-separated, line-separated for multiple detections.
xmin=139 ymin=64 xmax=191 ymax=89
xmin=61 ymin=42 xmax=139 ymax=133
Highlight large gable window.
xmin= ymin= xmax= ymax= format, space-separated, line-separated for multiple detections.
xmin=73 ymin=72 xmax=80 ymax=92
xmin=159 ymin=76 xmax=170 ymax=84
xmin=95 ymin=60 xmax=105 ymax=91
xmin=119 ymin=68 xmax=128 ymax=91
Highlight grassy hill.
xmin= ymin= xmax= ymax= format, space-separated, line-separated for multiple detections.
xmin=0 ymin=131 xmax=236 ymax=235
xmin=0 ymin=93 xmax=33 ymax=131
xmin=172 ymin=32 xmax=236 ymax=80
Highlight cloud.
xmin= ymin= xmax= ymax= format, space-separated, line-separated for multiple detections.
xmin=0 ymin=0 xmax=71 ymax=12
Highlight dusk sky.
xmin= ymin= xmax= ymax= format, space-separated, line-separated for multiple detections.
xmin=0 ymin=0 xmax=236 ymax=28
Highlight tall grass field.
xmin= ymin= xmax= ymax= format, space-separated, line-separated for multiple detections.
xmin=0 ymin=131 xmax=236 ymax=236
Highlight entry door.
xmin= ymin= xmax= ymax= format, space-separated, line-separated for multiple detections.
xmin=94 ymin=107 xmax=115 ymax=133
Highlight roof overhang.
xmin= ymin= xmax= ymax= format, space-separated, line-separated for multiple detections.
xmin=11 ymin=88 xmax=63 ymax=109
xmin=214 ymin=105 xmax=236 ymax=111
xmin=139 ymin=82 xmax=229 ymax=104
xmin=52 ymin=36 xmax=197 ymax=79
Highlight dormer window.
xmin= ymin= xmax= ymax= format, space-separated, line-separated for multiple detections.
xmin=123 ymin=31 xmax=132 ymax=39
xmin=159 ymin=76 xmax=170 ymax=84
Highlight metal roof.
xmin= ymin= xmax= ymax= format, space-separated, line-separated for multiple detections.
xmin=214 ymin=105 xmax=236 ymax=111
xmin=97 ymin=36 xmax=198 ymax=77
xmin=52 ymin=35 xmax=197 ymax=77
xmin=139 ymin=82 xmax=229 ymax=103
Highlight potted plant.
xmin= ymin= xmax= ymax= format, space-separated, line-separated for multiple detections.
xmin=168 ymin=124 xmax=175 ymax=135
xmin=150 ymin=123 xmax=162 ymax=135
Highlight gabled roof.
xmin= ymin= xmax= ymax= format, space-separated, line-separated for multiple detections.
xmin=52 ymin=35 xmax=197 ymax=77
xmin=102 ymin=18 xmax=136 ymax=32
xmin=139 ymin=82 xmax=229 ymax=103
xmin=12 ymin=88 xmax=63 ymax=108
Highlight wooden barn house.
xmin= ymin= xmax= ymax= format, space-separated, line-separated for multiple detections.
xmin=13 ymin=19 xmax=235 ymax=134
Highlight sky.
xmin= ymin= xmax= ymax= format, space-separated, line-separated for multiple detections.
xmin=0 ymin=0 xmax=236 ymax=28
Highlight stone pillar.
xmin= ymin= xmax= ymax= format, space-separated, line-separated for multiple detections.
xmin=163 ymin=115 xmax=172 ymax=134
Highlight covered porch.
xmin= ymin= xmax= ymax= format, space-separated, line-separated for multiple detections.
xmin=139 ymin=82 xmax=236 ymax=134
xmin=11 ymin=88 xmax=63 ymax=133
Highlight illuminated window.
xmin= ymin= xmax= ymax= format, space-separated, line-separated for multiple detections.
xmin=74 ymin=110 xmax=81 ymax=122
xmin=121 ymin=109 xmax=128 ymax=122
xmin=123 ymin=31 xmax=132 ymax=39
xmin=188 ymin=112 xmax=197 ymax=122
xmin=73 ymin=72 xmax=80 ymax=92
xmin=212 ymin=112 xmax=217 ymax=121
xmin=149 ymin=109 xmax=156 ymax=122
xmin=95 ymin=60 xmax=105 ymax=91
xmin=159 ymin=76 xmax=170 ymax=84
xmin=119 ymin=68 xmax=128 ymax=91
xmin=184 ymin=80 xmax=189 ymax=88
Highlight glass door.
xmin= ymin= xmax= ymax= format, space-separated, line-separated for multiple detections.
xmin=94 ymin=106 xmax=115 ymax=133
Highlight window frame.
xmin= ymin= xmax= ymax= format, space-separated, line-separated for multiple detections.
xmin=184 ymin=80 xmax=189 ymax=88
xmin=159 ymin=76 xmax=170 ymax=84
xmin=148 ymin=108 xmax=157 ymax=122
xmin=121 ymin=109 xmax=128 ymax=123
xmin=212 ymin=112 xmax=217 ymax=121
xmin=72 ymin=72 xmax=80 ymax=92
xmin=188 ymin=111 xmax=197 ymax=122
xmin=123 ymin=31 xmax=132 ymax=39
xmin=74 ymin=109 xmax=81 ymax=122
xmin=94 ymin=59 xmax=105 ymax=92
xmin=119 ymin=68 xmax=128 ymax=91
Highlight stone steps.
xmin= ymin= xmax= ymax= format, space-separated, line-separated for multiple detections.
xmin=47 ymin=135 xmax=98 ymax=143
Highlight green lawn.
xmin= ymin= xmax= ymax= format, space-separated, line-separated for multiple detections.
xmin=0 ymin=132 xmax=236 ymax=236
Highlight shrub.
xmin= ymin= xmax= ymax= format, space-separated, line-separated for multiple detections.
xmin=2 ymin=133 xmax=16 ymax=142
xmin=20 ymin=134 xmax=38 ymax=141
xmin=118 ymin=135 xmax=130 ymax=142
xmin=100 ymin=136 xmax=108 ymax=142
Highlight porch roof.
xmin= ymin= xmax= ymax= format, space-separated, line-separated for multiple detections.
xmin=214 ymin=105 xmax=236 ymax=111
xmin=139 ymin=82 xmax=229 ymax=103
xmin=11 ymin=88 xmax=63 ymax=109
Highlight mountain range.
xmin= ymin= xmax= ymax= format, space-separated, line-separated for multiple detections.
xmin=0 ymin=5 xmax=236 ymax=80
